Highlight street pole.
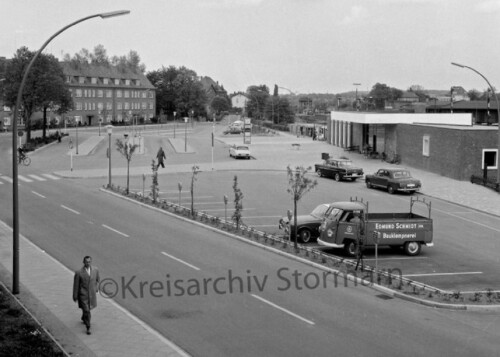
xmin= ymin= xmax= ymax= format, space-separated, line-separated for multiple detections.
xmin=451 ymin=62 xmax=500 ymax=186
xmin=185 ymin=116 xmax=188 ymax=152
xmin=173 ymin=111 xmax=176 ymax=138
xmin=107 ymin=125 xmax=113 ymax=188
xmin=9 ymin=9 xmax=130 ymax=294
xmin=353 ymin=83 xmax=361 ymax=111
xmin=76 ymin=122 xmax=79 ymax=155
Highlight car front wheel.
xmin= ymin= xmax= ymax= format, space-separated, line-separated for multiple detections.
xmin=366 ymin=180 xmax=372 ymax=188
xmin=334 ymin=173 xmax=341 ymax=182
xmin=299 ymin=229 xmax=312 ymax=243
xmin=316 ymin=169 xmax=323 ymax=177
xmin=344 ymin=240 xmax=357 ymax=257
xmin=387 ymin=185 xmax=396 ymax=194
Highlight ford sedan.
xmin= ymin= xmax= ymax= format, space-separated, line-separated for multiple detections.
xmin=229 ymin=145 xmax=251 ymax=159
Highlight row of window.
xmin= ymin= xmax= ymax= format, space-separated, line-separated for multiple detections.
xmin=73 ymin=113 xmax=154 ymax=123
xmin=72 ymin=88 xmax=153 ymax=99
xmin=74 ymin=101 xmax=153 ymax=111
xmin=68 ymin=76 xmax=142 ymax=87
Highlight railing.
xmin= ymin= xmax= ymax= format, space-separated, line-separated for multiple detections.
xmin=470 ymin=175 xmax=500 ymax=192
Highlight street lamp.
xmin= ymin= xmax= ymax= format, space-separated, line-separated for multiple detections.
xmin=10 ymin=9 xmax=130 ymax=295
xmin=353 ymin=83 xmax=361 ymax=111
xmin=106 ymin=125 xmax=113 ymax=188
xmin=173 ymin=111 xmax=176 ymax=138
xmin=452 ymin=62 xmax=500 ymax=186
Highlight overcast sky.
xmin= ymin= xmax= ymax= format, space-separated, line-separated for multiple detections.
xmin=2 ymin=0 xmax=500 ymax=95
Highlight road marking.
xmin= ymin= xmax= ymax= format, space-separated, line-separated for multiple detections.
xmin=161 ymin=251 xmax=200 ymax=271
xmin=31 ymin=191 xmax=46 ymax=198
xmin=28 ymin=174 xmax=47 ymax=181
xmin=251 ymin=294 xmax=315 ymax=325
xmin=0 ymin=176 xmax=12 ymax=183
xmin=244 ymin=216 xmax=282 ymax=219
xmin=102 ymin=224 xmax=130 ymax=237
xmin=42 ymin=174 xmax=60 ymax=180
xmin=60 ymin=205 xmax=80 ymax=215
xmin=431 ymin=206 xmax=500 ymax=233
xmin=18 ymin=175 xmax=33 ymax=182
xmin=200 ymin=208 xmax=256 ymax=212
xmin=364 ymin=257 xmax=429 ymax=261
xmin=403 ymin=272 xmax=483 ymax=277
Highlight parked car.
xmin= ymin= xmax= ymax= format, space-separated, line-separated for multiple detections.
xmin=229 ymin=145 xmax=251 ymax=159
xmin=365 ymin=168 xmax=421 ymax=194
xmin=315 ymin=158 xmax=364 ymax=181
xmin=278 ymin=203 xmax=331 ymax=243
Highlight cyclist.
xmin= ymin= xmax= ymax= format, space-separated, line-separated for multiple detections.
xmin=17 ymin=146 xmax=26 ymax=162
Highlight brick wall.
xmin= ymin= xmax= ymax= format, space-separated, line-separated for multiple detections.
xmin=396 ymin=124 xmax=498 ymax=181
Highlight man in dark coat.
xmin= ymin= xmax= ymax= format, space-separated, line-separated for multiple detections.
xmin=156 ymin=147 xmax=166 ymax=169
xmin=73 ymin=256 xmax=100 ymax=335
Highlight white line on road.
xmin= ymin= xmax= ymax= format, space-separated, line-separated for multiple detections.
xmin=0 ymin=176 xmax=13 ymax=183
xmin=42 ymin=174 xmax=60 ymax=180
xmin=28 ymin=174 xmax=47 ymax=181
xmin=60 ymin=205 xmax=80 ymax=215
xmin=364 ymin=257 xmax=429 ymax=261
xmin=432 ymin=206 xmax=500 ymax=233
xmin=102 ymin=224 xmax=130 ymax=237
xmin=161 ymin=251 xmax=200 ymax=271
xmin=18 ymin=175 xmax=33 ymax=182
xmin=251 ymin=294 xmax=315 ymax=325
xmin=31 ymin=191 xmax=46 ymax=198
xmin=403 ymin=272 xmax=483 ymax=277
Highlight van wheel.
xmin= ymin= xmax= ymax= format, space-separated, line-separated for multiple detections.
xmin=404 ymin=242 xmax=421 ymax=256
xmin=344 ymin=240 xmax=357 ymax=257
xmin=334 ymin=173 xmax=341 ymax=182
xmin=298 ymin=229 xmax=312 ymax=243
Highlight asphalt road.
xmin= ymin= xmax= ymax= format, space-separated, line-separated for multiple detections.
xmin=1 ymin=130 xmax=500 ymax=356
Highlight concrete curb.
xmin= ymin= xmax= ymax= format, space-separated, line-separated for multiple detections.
xmin=100 ymin=188 xmax=500 ymax=311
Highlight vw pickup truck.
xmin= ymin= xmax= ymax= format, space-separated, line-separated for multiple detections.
xmin=317 ymin=197 xmax=433 ymax=256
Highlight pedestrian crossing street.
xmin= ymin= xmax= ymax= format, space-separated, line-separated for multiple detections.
xmin=0 ymin=173 xmax=61 ymax=184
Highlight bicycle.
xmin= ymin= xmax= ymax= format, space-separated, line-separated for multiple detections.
xmin=18 ymin=155 xmax=31 ymax=166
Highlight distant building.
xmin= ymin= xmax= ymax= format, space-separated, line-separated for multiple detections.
xmin=230 ymin=93 xmax=248 ymax=110
xmin=298 ymin=97 xmax=313 ymax=114
xmin=60 ymin=61 xmax=156 ymax=126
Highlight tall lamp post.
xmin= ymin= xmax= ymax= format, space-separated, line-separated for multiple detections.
xmin=106 ymin=125 xmax=113 ymax=188
xmin=353 ymin=83 xmax=361 ymax=111
xmin=173 ymin=111 xmax=176 ymax=138
xmin=452 ymin=62 xmax=500 ymax=186
xmin=10 ymin=10 xmax=130 ymax=294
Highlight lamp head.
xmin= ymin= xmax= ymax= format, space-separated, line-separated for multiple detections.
xmin=451 ymin=62 xmax=465 ymax=68
xmin=106 ymin=124 xmax=113 ymax=135
xmin=99 ymin=10 xmax=130 ymax=18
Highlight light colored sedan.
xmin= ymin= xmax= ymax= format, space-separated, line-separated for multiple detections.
xmin=229 ymin=145 xmax=251 ymax=159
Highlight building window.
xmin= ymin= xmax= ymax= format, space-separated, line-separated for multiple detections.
xmin=142 ymin=102 xmax=147 ymax=110
xmin=482 ymin=149 xmax=498 ymax=170
xmin=117 ymin=102 xmax=122 ymax=110
xmin=422 ymin=135 xmax=430 ymax=157
xmin=92 ymin=103 xmax=96 ymax=110
xmin=116 ymin=90 xmax=122 ymax=98
xmin=106 ymin=102 xmax=112 ymax=110
xmin=136 ymin=79 xmax=141 ymax=86
xmin=91 ymin=77 xmax=97 ymax=84
xmin=117 ymin=113 xmax=123 ymax=121
xmin=124 ymin=90 xmax=130 ymax=98
xmin=125 ymin=79 xmax=130 ymax=86
xmin=106 ymin=90 xmax=112 ymax=98
xmin=142 ymin=91 xmax=147 ymax=98
xmin=149 ymin=91 xmax=154 ymax=99
xmin=103 ymin=78 xmax=109 ymax=85
xmin=98 ymin=102 xmax=104 ymax=111
xmin=75 ymin=116 xmax=82 ymax=123
xmin=79 ymin=77 xmax=85 ymax=84
xmin=66 ymin=76 xmax=71 ymax=83
xmin=114 ymin=78 xmax=120 ymax=85
xmin=75 ymin=102 xmax=82 ymax=110
xmin=92 ymin=90 xmax=96 ymax=97
xmin=75 ymin=89 xmax=82 ymax=98
xmin=106 ymin=114 xmax=112 ymax=123
xmin=149 ymin=102 xmax=154 ymax=110
xmin=97 ymin=90 xmax=103 ymax=98
xmin=124 ymin=102 xmax=130 ymax=110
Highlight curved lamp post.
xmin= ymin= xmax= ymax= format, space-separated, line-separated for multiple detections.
xmin=451 ymin=62 xmax=500 ymax=186
xmin=10 ymin=10 xmax=130 ymax=294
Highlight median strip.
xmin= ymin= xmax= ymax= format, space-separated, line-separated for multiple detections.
xmin=161 ymin=251 xmax=200 ymax=271
xmin=251 ymin=294 xmax=315 ymax=325
xmin=403 ymin=272 xmax=483 ymax=277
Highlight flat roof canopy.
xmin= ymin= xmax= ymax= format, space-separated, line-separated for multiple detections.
xmin=331 ymin=112 xmax=472 ymax=126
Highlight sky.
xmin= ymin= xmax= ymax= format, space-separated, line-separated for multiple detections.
xmin=2 ymin=0 xmax=500 ymax=95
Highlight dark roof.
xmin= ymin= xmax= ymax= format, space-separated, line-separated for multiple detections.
xmin=59 ymin=61 xmax=154 ymax=88
xmin=429 ymin=100 xmax=498 ymax=110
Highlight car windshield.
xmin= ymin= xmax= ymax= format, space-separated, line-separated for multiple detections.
xmin=393 ymin=170 xmax=412 ymax=178
xmin=338 ymin=161 xmax=353 ymax=167
xmin=325 ymin=207 xmax=342 ymax=220
xmin=236 ymin=146 xmax=248 ymax=150
xmin=310 ymin=204 xmax=329 ymax=218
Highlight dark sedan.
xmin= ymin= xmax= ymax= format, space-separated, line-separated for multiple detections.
xmin=278 ymin=203 xmax=330 ymax=243
xmin=315 ymin=158 xmax=364 ymax=182
xmin=365 ymin=168 xmax=421 ymax=194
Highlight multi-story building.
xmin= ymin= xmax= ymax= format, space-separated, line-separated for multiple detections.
xmin=60 ymin=61 xmax=155 ymax=126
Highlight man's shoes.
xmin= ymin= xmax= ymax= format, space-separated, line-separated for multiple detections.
xmin=86 ymin=327 xmax=91 ymax=335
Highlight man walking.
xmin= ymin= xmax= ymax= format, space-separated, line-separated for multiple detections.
xmin=156 ymin=147 xmax=166 ymax=169
xmin=351 ymin=211 xmax=365 ymax=271
xmin=73 ymin=256 xmax=100 ymax=335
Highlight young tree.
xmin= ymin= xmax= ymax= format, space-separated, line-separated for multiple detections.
xmin=190 ymin=165 xmax=200 ymax=218
xmin=150 ymin=159 xmax=159 ymax=203
xmin=286 ymin=166 xmax=317 ymax=249
xmin=246 ymin=85 xmax=269 ymax=120
xmin=115 ymin=139 xmax=139 ymax=194
xmin=232 ymin=175 xmax=244 ymax=230
xmin=210 ymin=95 xmax=230 ymax=113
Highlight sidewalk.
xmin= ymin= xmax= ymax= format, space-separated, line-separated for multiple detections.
xmin=0 ymin=221 xmax=189 ymax=357
xmin=54 ymin=128 xmax=500 ymax=217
